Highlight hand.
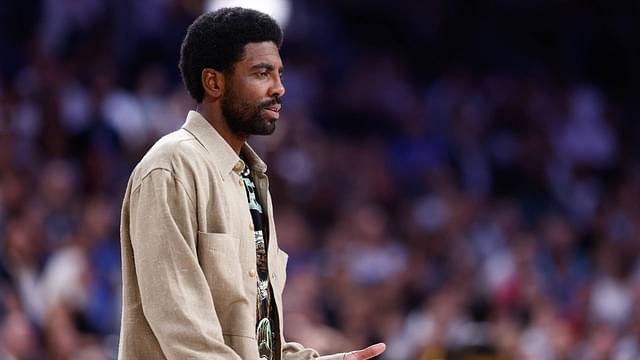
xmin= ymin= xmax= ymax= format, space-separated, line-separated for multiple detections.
xmin=344 ymin=343 xmax=386 ymax=360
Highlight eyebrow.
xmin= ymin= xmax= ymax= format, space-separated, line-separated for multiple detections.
xmin=251 ymin=63 xmax=284 ymax=74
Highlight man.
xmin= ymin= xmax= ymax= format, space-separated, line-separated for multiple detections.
xmin=118 ymin=7 xmax=385 ymax=360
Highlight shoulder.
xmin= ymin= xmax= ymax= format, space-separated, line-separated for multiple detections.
xmin=129 ymin=128 xmax=212 ymax=190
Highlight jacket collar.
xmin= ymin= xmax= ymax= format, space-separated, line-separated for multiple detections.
xmin=181 ymin=110 xmax=267 ymax=175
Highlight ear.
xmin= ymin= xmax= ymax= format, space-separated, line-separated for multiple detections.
xmin=201 ymin=68 xmax=225 ymax=100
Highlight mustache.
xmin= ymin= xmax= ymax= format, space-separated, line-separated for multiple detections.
xmin=260 ymin=96 xmax=282 ymax=108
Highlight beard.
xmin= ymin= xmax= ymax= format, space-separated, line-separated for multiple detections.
xmin=221 ymin=85 xmax=280 ymax=136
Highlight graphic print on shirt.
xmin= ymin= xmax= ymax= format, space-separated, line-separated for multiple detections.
xmin=241 ymin=164 xmax=274 ymax=360
xmin=242 ymin=174 xmax=263 ymax=213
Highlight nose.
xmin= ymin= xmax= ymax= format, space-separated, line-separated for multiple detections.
xmin=269 ymin=76 xmax=285 ymax=98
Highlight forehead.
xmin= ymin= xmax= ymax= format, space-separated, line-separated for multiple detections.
xmin=236 ymin=41 xmax=283 ymax=68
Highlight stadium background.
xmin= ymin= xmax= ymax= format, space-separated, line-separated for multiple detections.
xmin=2 ymin=0 xmax=640 ymax=358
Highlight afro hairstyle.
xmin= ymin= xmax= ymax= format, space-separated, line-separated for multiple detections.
xmin=179 ymin=7 xmax=283 ymax=103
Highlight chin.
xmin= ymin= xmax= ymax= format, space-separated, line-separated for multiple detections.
xmin=261 ymin=125 xmax=277 ymax=135
xmin=242 ymin=116 xmax=277 ymax=136
xmin=250 ymin=125 xmax=276 ymax=136
xmin=260 ymin=119 xmax=277 ymax=135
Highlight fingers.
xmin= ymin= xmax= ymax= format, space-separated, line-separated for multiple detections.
xmin=347 ymin=343 xmax=386 ymax=359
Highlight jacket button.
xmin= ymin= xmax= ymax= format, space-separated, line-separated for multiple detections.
xmin=249 ymin=269 xmax=256 ymax=278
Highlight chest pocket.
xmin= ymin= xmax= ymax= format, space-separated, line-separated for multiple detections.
xmin=197 ymin=231 xmax=253 ymax=337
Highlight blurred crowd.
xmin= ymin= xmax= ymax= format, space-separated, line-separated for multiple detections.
xmin=2 ymin=0 xmax=640 ymax=359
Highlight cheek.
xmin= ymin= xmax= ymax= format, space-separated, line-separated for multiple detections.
xmin=238 ymin=78 xmax=270 ymax=99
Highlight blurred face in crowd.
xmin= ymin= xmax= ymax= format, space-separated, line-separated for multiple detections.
xmin=1 ymin=311 xmax=36 ymax=359
xmin=221 ymin=41 xmax=285 ymax=136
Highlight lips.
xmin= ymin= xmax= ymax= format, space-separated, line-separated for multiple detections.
xmin=263 ymin=104 xmax=281 ymax=119
xmin=264 ymin=104 xmax=281 ymax=113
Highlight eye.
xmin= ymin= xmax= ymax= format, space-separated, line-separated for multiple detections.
xmin=257 ymin=71 xmax=269 ymax=79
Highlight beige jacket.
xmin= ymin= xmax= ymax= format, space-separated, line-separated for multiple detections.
xmin=119 ymin=111 xmax=344 ymax=360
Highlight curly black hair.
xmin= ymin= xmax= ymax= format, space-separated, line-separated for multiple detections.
xmin=179 ymin=7 xmax=283 ymax=103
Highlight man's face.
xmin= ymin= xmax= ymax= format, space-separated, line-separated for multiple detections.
xmin=221 ymin=41 xmax=285 ymax=136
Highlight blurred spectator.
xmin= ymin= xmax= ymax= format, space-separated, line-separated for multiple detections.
xmin=0 ymin=309 xmax=39 ymax=360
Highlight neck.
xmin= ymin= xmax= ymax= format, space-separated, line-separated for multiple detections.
xmin=197 ymin=102 xmax=246 ymax=155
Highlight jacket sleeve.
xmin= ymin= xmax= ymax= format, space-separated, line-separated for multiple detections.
xmin=282 ymin=342 xmax=345 ymax=360
xmin=128 ymin=168 xmax=242 ymax=359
